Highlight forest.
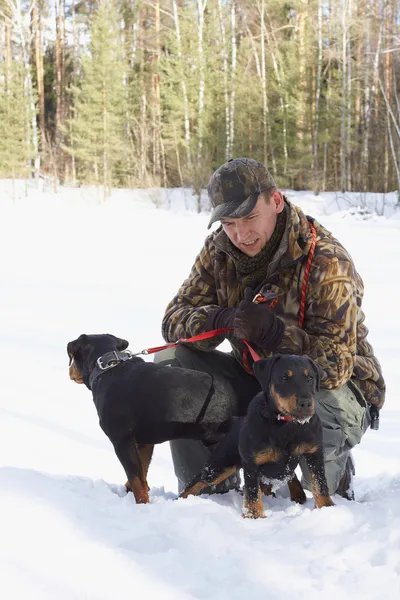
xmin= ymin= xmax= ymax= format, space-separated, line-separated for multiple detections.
xmin=1 ymin=0 xmax=399 ymax=197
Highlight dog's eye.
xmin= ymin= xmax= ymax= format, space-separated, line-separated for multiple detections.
xmin=307 ymin=375 xmax=314 ymax=382
xmin=281 ymin=375 xmax=288 ymax=381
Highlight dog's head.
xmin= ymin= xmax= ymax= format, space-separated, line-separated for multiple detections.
xmin=253 ymin=355 xmax=324 ymax=422
xmin=67 ymin=334 xmax=129 ymax=387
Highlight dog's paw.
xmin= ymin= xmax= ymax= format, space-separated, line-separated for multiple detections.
xmin=291 ymin=489 xmax=307 ymax=504
xmin=125 ymin=480 xmax=150 ymax=493
xmin=314 ymin=495 xmax=335 ymax=508
xmin=241 ymin=511 xmax=266 ymax=519
xmin=241 ymin=502 xmax=266 ymax=519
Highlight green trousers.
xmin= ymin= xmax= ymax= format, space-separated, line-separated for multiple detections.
xmin=154 ymin=345 xmax=370 ymax=495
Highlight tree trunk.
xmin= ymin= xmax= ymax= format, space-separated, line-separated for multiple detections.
xmin=296 ymin=6 xmax=307 ymax=187
xmin=55 ymin=0 xmax=66 ymax=183
xmin=217 ymin=0 xmax=230 ymax=160
xmin=354 ymin=0 xmax=363 ymax=190
xmin=5 ymin=7 xmax=11 ymax=93
xmin=383 ymin=2 xmax=391 ymax=193
xmin=379 ymin=76 xmax=400 ymax=192
xmin=346 ymin=0 xmax=352 ymax=191
xmin=312 ymin=1 xmax=322 ymax=193
xmin=265 ymin=6 xmax=288 ymax=176
xmin=172 ymin=0 xmax=191 ymax=167
xmin=257 ymin=0 xmax=275 ymax=172
xmin=70 ymin=0 xmax=77 ymax=184
xmin=361 ymin=13 xmax=382 ymax=192
xmin=340 ymin=0 xmax=347 ymax=192
xmin=323 ymin=68 xmax=332 ymax=191
xmin=152 ymin=0 xmax=161 ymax=182
xmin=140 ymin=91 xmax=147 ymax=180
xmin=229 ymin=0 xmax=236 ymax=158
xmin=13 ymin=0 xmax=40 ymax=179
xmin=196 ymin=0 xmax=207 ymax=163
xmin=32 ymin=1 xmax=45 ymax=153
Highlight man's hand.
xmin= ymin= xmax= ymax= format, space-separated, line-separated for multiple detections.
xmin=233 ymin=288 xmax=284 ymax=351
xmin=205 ymin=307 xmax=236 ymax=331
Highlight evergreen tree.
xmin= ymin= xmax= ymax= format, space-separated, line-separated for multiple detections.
xmin=0 ymin=58 xmax=35 ymax=193
xmin=63 ymin=0 xmax=127 ymax=196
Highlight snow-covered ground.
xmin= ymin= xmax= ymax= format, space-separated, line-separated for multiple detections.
xmin=0 ymin=180 xmax=399 ymax=599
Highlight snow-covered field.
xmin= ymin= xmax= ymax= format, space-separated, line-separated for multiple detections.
xmin=0 ymin=180 xmax=399 ymax=599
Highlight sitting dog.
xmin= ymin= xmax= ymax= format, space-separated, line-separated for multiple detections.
xmin=67 ymin=333 xmax=240 ymax=504
xmin=180 ymin=354 xmax=334 ymax=518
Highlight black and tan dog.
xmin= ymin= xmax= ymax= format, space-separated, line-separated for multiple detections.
xmin=67 ymin=333 xmax=240 ymax=504
xmin=180 ymin=354 xmax=334 ymax=518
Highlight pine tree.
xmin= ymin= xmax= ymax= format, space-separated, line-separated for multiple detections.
xmin=0 ymin=58 xmax=35 ymax=197
xmin=63 ymin=0 xmax=127 ymax=197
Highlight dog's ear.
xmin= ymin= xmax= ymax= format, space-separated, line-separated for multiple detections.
xmin=113 ymin=336 xmax=129 ymax=351
xmin=308 ymin=357 xmax=325 ymax=391
xmin=253 ymin=356 xmax=279 ymax=391
xmin=67 ymin=334 xmax=88 ymax=364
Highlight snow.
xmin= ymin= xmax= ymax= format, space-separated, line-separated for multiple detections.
xmin=0 ymin=179 xmax=399 ymax=599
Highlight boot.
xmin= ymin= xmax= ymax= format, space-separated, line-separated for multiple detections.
xmin=179 ymin=471 xmax=241 ymax=495
xmin=205 ymin=472 xmax=241 ymax=495
xmin=336 ymin=454 xmax=355 ymax=500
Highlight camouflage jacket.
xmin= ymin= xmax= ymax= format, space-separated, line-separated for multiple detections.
xmin=162 ymin=201 xmax=385 ymax=408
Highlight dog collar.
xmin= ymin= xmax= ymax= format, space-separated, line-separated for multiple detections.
xmin=276 ymin=413 xmax=293 ymax=422
xmin=276 ymin=413 xmax=314 ymax=425
xmin=89 ymin=350 xmax=133 ymax=388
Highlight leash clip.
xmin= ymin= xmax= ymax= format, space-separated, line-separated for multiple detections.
xmin=252 ymin=293 xmax=266 ymax=304
xmin=276 ymin=413 xmax=293 ymax=422
xmin=252 ymin=291 xmax=278 ymax=307
xmin=132 ymin=349 xmax=149 ymax=356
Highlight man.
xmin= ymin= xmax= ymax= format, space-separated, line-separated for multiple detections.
xmin=155 ymin=157 xmax=385 ymax=499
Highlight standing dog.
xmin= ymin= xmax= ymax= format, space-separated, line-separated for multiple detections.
xmin=67 ymin=333 xmax=239 ymax=504
xmin=180 ymin=355 xmax=334 ymax=518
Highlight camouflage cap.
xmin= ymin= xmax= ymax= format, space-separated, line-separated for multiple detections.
xmin=207 ymin=158 xmax=276 ymax=229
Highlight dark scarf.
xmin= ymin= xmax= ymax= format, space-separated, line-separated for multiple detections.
xmin=223 ymin=208 xmax=287 ymax=290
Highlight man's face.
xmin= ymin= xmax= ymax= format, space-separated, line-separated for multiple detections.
xmin=220 ymin=191 xmax=284 ymax=257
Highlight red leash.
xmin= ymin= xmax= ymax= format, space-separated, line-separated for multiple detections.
xmin=299 ymin=223 xmax=317 ymax=328
xmin=132 ymin=327 xmax=234 ymax=356
xmin=132 ymin=325 xmax=262 ymax=369
xmin=133 ymin=292 xmax=274 ymax=361
xmin=136 ymin=222 xmax=317 ymax=367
